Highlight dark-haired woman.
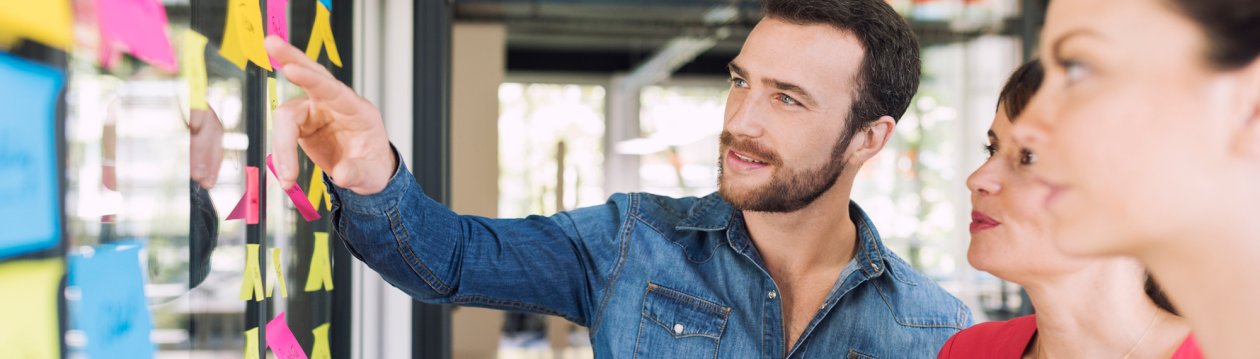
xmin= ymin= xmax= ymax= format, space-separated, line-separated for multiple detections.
xmin=938 ymin=60 xmax=1201 ymax=359
xmin=1011 ymin=0 xmax=1260 ymax=357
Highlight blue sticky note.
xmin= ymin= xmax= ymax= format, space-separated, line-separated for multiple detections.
xmin=0 ymin=53 xmax=64 ymax=260
xmin=68 ymin=242 xmax=156 ymax=359
xmin=318 ymin=0 xmax=332 ymax=10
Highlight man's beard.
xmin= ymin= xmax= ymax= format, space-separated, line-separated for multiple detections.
xmin=717 ymin=129 xmax=853 ymax=213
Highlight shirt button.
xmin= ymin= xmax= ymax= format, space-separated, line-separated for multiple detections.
xmin=673 ymin=323 xmax=684 ymax=334
xmin=768 ymin=290 xmax=777 ymax=299
xmin=871 ymin=263 xmax=880 ymax=271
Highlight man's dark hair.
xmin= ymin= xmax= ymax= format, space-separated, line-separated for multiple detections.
xmin=996 ymin=59 xmax=1044 ymax=121
xmin=763 ymin=0 xmax=921 ymax=141
xmin=1165 ymin=0 xmax=1260 ymax=70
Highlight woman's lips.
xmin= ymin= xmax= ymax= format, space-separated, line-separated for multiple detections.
xmin=970 ymin=210 xmax=1000 ymax=233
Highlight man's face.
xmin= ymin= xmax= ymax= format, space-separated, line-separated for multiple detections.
xmin=719 ymin=17 xmax=866 ymax=212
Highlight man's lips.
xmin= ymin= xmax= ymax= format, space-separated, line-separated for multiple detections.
xmin=726 ymin=149 xmax=771 ymax=171
xmin=970 ymin=210 xmax=1000 ymax=233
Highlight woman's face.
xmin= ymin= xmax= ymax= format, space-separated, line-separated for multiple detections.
xmin=1012 ymin=0 xmax=1260 ymax=256
xmin=968 ymin=110 xmax=1088 ymax=280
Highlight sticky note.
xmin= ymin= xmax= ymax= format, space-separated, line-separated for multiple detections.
xmin=182 ymin=30 xmax=210 ymax=110
xmin=220 ymin=0 xmax=273 ymax=71
xmin=310 ymin=323 xmax=331 ymax=359
xmin=267 ymin=0 xmax=289 ymax=69
xmin=304 ymin=3 xmax=342 ymax=67
xmin=67 ymin=242 xmax=155 ymax=358
xmin=227 ymin=166 xmax=260 ymax=224
xmin=307 ymin=165 xmax=331 ymax=212
xmin=266 ymin=154 xmax=321 ymax=221
xmin=0 ymin=53 xmax=64 ymax=260
xmin=0 ymin=258 xmax=63 ymax=359
xmin=244 ymin=327 xmax=261 ymax=359
xmin=267 ymin=248 xmax=289 ymax=298
xmin=305 ymin=232 xmax=333 ymax=292
xmin=96 ymin=0 xmax=178 ymax=71
xmin=266 ymin=312 xmax=309 ymax=359
xmin=239 ymin=244 xmax=265 ymax=301
xmin=0 ymin=0 xmax=73 ymax=49
xmin=267 ymin=77 xmax=278 ymax=130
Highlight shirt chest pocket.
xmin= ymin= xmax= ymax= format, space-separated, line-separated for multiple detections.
xmin=634 ymin=282 xmax=730 ymax=359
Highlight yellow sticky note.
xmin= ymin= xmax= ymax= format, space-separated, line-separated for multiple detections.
xmin=304 ymin=4 xmax=342 ymax=67
xmin=308 ymin=165 xmax=331 ymax=212
xmin=239 ymin=244 xmax=265 ymax=301
xmin=0 ymin=258 xmax=63 ymax=359
xmin=182 ymin=30 xmax=210 ymax=110
xmin=0 ymin=0 xmax=73 ymax=49
xmin=305 ymin=232 xmax=334 ymax=292
xmin=311 ymin=323 xmax=331 ymax=359
xmin=244 ymin=327 xmax=261 ymax=359
xmin=220 ymin=0 xmax=273 ymax=71
xmin=267 ymin=248 xmax=289 ymax=298
xmin=267 ymin=77 xmax=277 ymax=130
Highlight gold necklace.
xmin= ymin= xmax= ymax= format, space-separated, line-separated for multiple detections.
xmin=1033 ymin=311 xmax=1162 ymax=359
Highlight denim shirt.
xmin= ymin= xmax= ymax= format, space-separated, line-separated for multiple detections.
xmin=328 ymin=160 xmax=972 ymax=358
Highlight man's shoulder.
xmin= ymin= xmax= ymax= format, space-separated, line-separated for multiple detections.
xmin=870 ymin=251 xmax=973 ymax=330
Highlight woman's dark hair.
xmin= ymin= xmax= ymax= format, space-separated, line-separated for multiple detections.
xmin=1165 ymin=0 xmax=1260 ymax=70
xmin=996 ymin=59 xmax=1044 ymax=122
xmin=996 ymin=59 xmax=1181 ymax=315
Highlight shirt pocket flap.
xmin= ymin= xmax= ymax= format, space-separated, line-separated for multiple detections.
xmin=642 ymin=283 xmax=730 ymax=339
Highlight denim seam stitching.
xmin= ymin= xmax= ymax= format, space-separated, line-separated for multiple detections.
xmin=647 ymin=283 xmax=731 ymax=316
xmin=590 ymin=193 xmax=638 ymax=336
xmin=450 ymin=295 xmax=572 ymax=321
xmin=390 ymin=205 xmax=453 ymax=295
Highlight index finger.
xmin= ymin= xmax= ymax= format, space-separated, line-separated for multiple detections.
xmin=265 ymin=37 xmax=354 ymax=110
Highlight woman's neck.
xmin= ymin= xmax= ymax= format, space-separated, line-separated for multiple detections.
xmin=1021 ymin=261 xmax=1190 ymax=359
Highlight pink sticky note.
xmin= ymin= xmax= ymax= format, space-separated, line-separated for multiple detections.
xmin=227 ymin=167 xmax=260 ymax=224
xmin=266 ymin=154 xmax=321 ymax=221
xmin=265 ymin=312 xmax=309 ymax=359
xmin=96 ymin=0 xmax=178 ymax=71
xmin=266 ymin=0 xmax=289 ymax=69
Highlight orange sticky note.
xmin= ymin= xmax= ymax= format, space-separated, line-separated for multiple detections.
xmin=220 ymin=0 xmax=273 ymax=71
xmin=0 ymin=0 xmax=73 ymax=49
xmin=307 ymin=165 xmax=331 ymax=212
xmin=304 ymin=232 xmax=333 ymax=292
xmin=304 ymin=3 xmax=342 ymax=67
xmin=239 ymin=244 xmax=264 ymax=301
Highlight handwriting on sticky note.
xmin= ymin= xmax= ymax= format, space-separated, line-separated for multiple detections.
xmin=305 ymin=232 xmax=333 ymax=292
xmin=0 ymin=54 xmax=64 ymax=260
xmin=239 ymin=244 xmax=265 ymax=301
xmin=304 ymin=3 xmax=342 ymax=67
xmin=266 ymin=312 xmax=309 ymax=359
xmin=267 ymin=248 xmax=289 ymax=298
xmin=307 ymin=165 xmax=331 ymax=212
xmin=265 ymin=154 xmax=321 ymax=221
xmin=244 ymin=327 xmax=261 ymax=359
xmin=226 ymin=166 xmax=260 ymax=224
xmin=267 ymin=0 xmax=289 ymax=69
xmin=96 ymin=0 xmax=178 ymax=71
xmin=310 ymin=323 xmax=331 ymax=359
xmin=220 ymin=0 xmax=272 ymax=71
xmin=182 ymin=30 xmax=210 ymax=110
xmin=0 ymin=0 xmax=73 ymax=49
xmin=267 ymin=77 xmax=278 ymax=130
xmin=0 ymin=258 xmax=63 ymax=359
xmin=68 ymin=243 xmax=156 ymax=358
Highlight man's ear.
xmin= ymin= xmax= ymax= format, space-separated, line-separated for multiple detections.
xmin=847 ymin=115 xmax=897 ymax=165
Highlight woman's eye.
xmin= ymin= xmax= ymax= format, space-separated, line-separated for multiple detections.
xmin=776 ymin=94 xmax=800 ymax=106
xmin=983 ymin=144 xmax=996 ymax=159
xmin=1019 ymin=148 xmax=1036 ymax=165
xmin=1062 ymin=59 xmax=1091 ymax=85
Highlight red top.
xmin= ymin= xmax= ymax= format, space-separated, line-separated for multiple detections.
xmin=937 ymin=315 xmax=1203 ymax=359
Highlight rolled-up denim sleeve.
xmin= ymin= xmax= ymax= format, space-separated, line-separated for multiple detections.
xmin=325 ymin=151 xmax=629 ymax=327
